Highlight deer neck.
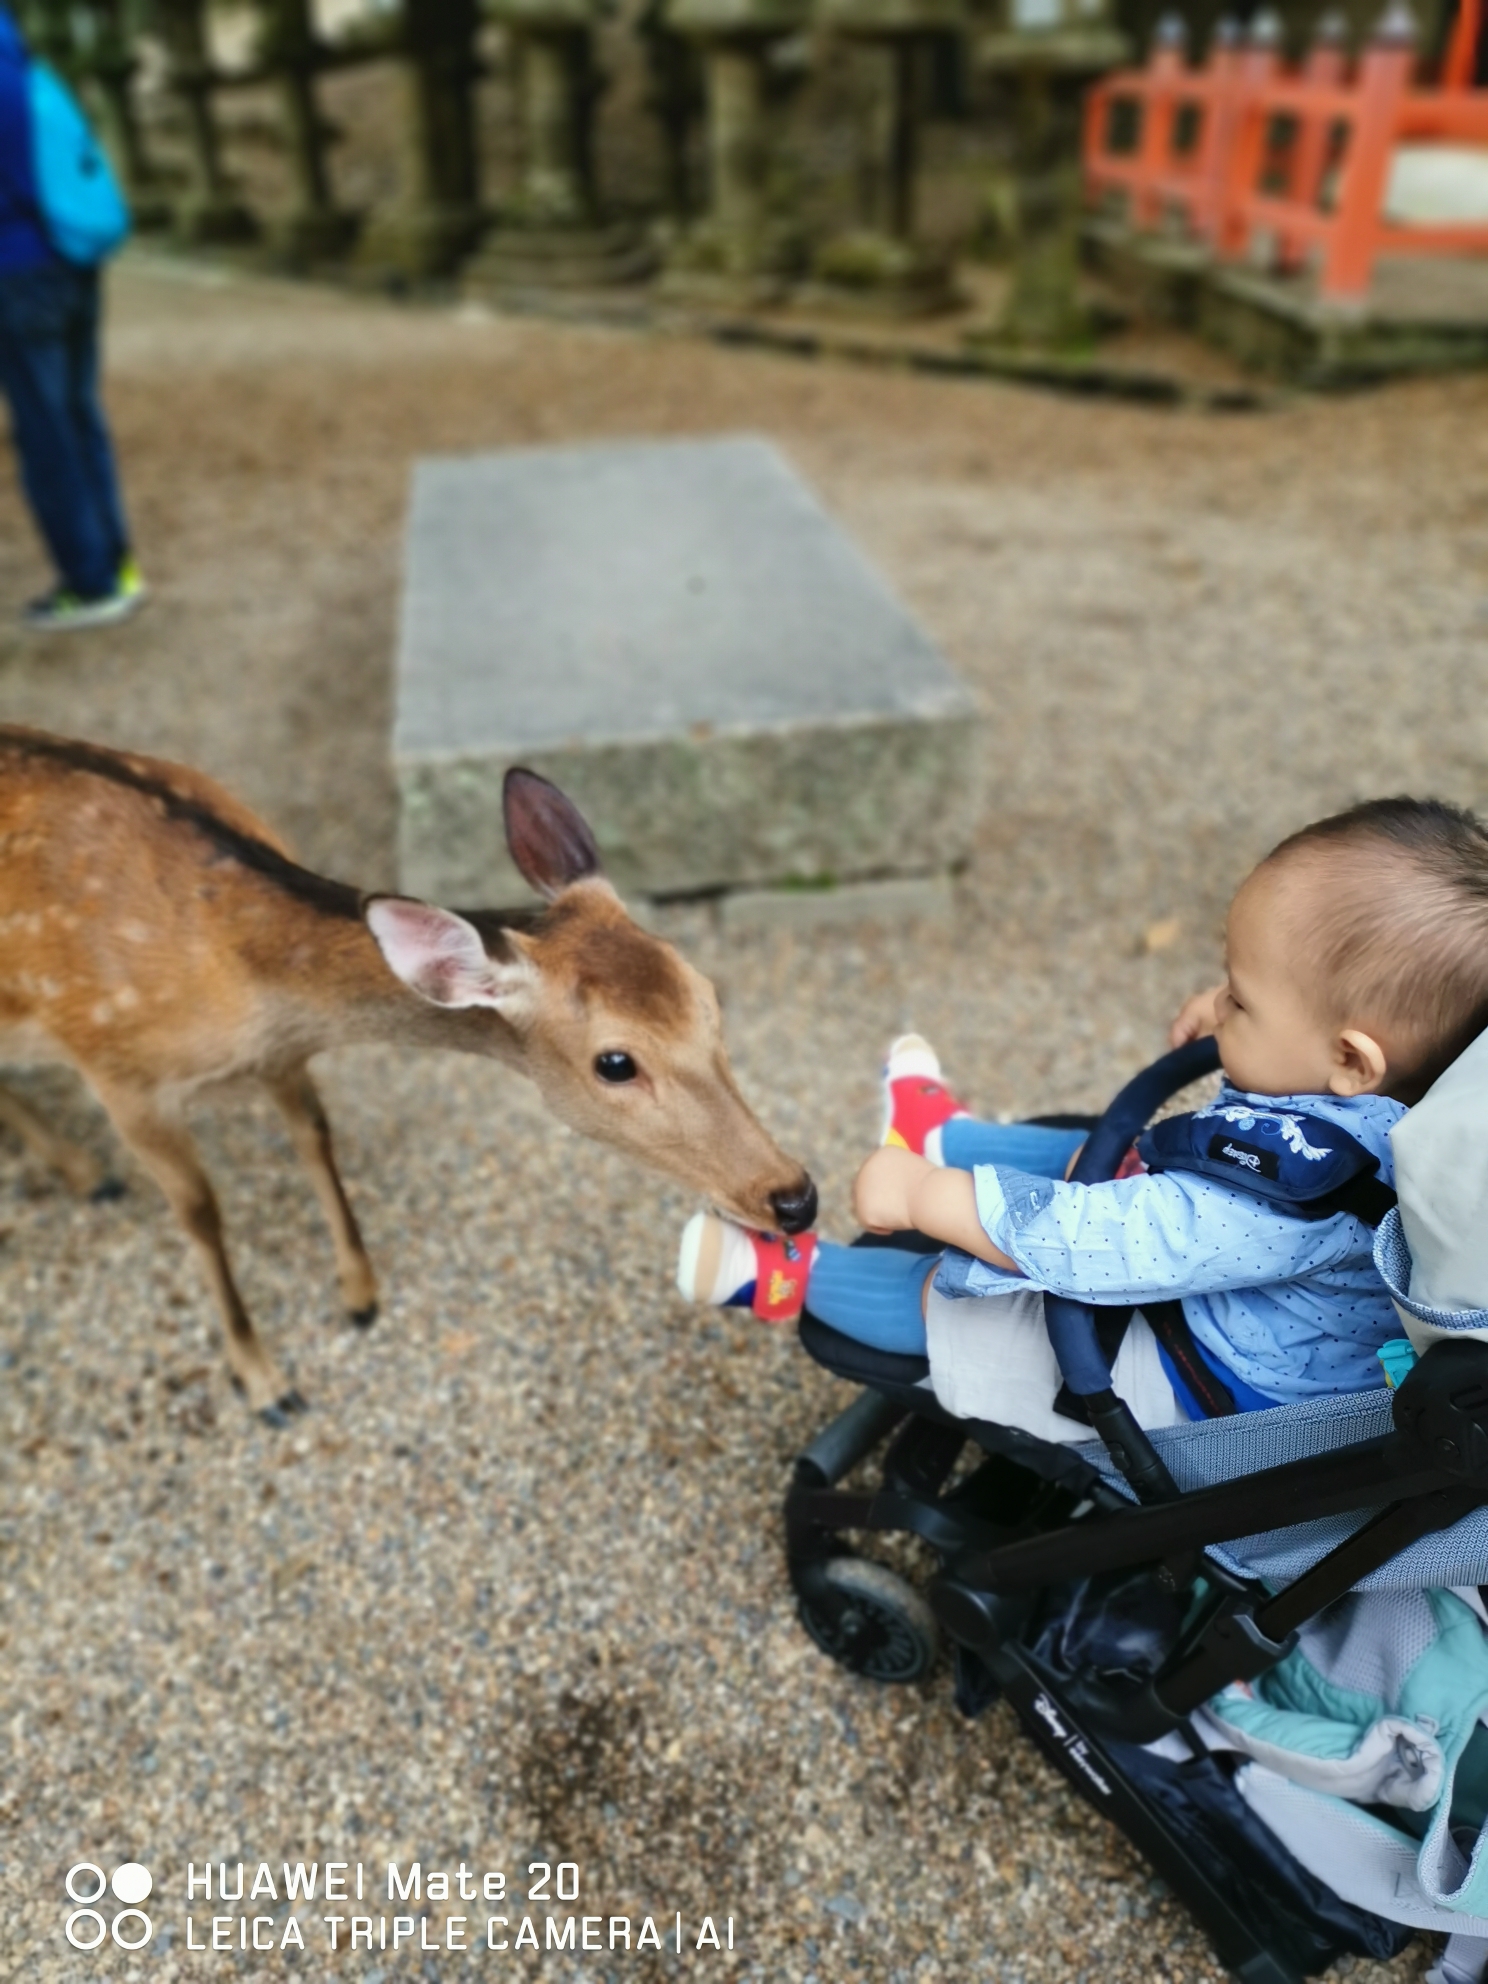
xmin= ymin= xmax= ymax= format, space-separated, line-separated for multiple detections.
xmin=278 ymin=906 xmax=530 ymax=1069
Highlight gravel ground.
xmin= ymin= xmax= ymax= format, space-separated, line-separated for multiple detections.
xmin=3 ymin=255 xmax=1487 ymax=1984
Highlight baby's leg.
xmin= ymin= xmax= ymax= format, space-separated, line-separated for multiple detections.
xmin=801 ymin=1243 xmax=936 ymax=1355
xmin=938 ymin=1119 xmax=1085 ymax=1177
xmin=678 ymin=1214 xmax=935 ymax=1353
xmin=881 ymin=1037 xmax=1084 ymax=1176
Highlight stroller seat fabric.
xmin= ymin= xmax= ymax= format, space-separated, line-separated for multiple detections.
xmin=924 ymin=1283 xmax=1185 ymax=1438
xmin=1197 ymin=1587 xmax=1488 ymax=1931
xmin=1069 ymin=1388 xmax=1488 ymax=1591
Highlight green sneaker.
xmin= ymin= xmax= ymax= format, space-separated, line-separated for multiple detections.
xmin=117 ymin=553 xmax=148 ymax=603
xmin=22 ymin=581 xmax=143 ymax=633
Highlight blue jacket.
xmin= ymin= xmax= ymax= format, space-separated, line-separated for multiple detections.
xmin=0 ymin=7 xmax=55 ymax=274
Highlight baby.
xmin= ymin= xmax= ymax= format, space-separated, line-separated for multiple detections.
xmin=677 ymin=797 xmax=1488 ymax=1437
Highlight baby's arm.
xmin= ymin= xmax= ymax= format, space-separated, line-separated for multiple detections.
xmin=853 ymin=1146 xmax=1023 ymax=1273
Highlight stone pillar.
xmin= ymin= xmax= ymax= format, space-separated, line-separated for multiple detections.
xmin=638 ymin=0 xmax=703 ymax=221
xmin=1000 ymin=61 xmax=1088 ymax=343
xmin=70 ymin=0 xmax=171 ymax=228
xmin=660 ymin=0 xmax=808 ymax=302
xmin=20 ymin=0 xmax=74 ymax=72
xmin=707 ymin=43 xmax=767 ymax=235
xmin=522 ymin=29 xmax=592 ymax=220
xmin=466 ymin=0 xmax=650 ymax=297
xmin=156 ymin=0 xmax=258 ymax=243
xmin=255 ymin=0 xmax=358 ymax=261
xmin=465 ymin=0 xmax=653 ymax=297
xmin=358 ymin=0 xmax=482 ymax=282
xmin=970 ymin=0 xmax=1127 ymax=350
xmin=807 ymin=0 xmax=964 ymax=316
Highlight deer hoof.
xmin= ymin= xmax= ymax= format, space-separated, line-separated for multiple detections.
xmin=348 ymin=1302 xmax=378 ymax=1330
xmin=89 ymin=1175 xmax=127 ymax=1204
xmin=258 ymin=1388 xmax=309 ymax=1428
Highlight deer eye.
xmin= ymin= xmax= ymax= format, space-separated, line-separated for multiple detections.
xmin=595 ymin=1051 xmax=638 ymax=1084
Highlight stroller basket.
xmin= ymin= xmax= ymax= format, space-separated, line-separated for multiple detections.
xmin=784 ymin=1042 xmax=1488 ymax=1983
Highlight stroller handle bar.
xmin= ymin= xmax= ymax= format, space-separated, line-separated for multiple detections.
xmin=1044 ymin=1034 xmax=1221 ymax=1398
xmin=1042 ymin=1035 xmax=1222 ymax=1502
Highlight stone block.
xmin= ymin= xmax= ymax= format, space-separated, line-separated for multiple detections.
xmin=394 ymin=435 xmax=983 ymax=904
xmin=718 ymin=872 xmax=955 ymax=933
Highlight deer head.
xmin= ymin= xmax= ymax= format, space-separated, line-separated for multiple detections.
xmin=366 ymin=771 xmax=818 ymax=1235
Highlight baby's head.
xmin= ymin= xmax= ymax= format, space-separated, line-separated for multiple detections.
xmin=1214 ymin=797 xmax=1488 ymax=1103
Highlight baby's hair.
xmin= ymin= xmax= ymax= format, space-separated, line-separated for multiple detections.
xmin=1264 ymin=797 xmax=1488 ymax=1097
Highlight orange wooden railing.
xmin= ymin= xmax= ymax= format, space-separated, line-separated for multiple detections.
xmin=1085 ymin=0 xmax=1488 ymax=302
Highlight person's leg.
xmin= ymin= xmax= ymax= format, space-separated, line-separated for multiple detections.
xmin=794 ymin=1243 xmax=934 ymax=1354
xmin=882 ymin=1035 xmax=1084 ymax=1176
xmin=65 ymin=265 xmax=130 ymax=576
xmin=677 ymin=1215 xmax=934 ymax=1355
xmin=0 ymin=266 xmax=119 ymax=598
xmin=939 ymin=1117 xmax=1085 ymax=1177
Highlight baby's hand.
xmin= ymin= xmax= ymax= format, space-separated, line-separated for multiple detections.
xmin=853 ymin=1146 xmax=932 ymax=1235
xmin=1169 ymin=982 xmax=1226 ymax=1048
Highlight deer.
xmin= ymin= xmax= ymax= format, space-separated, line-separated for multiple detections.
xmin=0 ymin=725 xmax=817 ymax=1423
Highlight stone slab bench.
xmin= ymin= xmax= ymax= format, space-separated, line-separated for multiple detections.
xmin=394 ymin=434 xmax=983 ymax=905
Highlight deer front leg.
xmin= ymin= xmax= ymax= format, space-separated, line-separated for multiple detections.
xmin=0 ymin=1079 xmax=121 ymax=1200
xmin=265 ymin=1065 xmax=378 ymax=1326
xmin=96 ymin=1084 xmax=306 ymax=1425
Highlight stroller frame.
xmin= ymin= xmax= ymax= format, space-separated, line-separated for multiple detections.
xmin=783 ymin=1043 xmax=1488 ymax=1983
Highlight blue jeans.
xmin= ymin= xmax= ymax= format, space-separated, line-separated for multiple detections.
xmin=0 ymin=260 xmax=129 ymax=598
xmin=805 ymin=1120 xmax=1087 ymax=1355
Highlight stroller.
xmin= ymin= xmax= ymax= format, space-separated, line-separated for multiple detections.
xmin=783 ymin=1033 xmax=1488 ymax=1983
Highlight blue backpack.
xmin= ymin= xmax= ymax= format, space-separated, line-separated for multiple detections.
xmin=27 ymin=60 xmax=129 ymax=263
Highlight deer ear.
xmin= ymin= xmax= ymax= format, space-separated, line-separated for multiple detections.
xmin=365 ymin=897 xmax=538 ymax=1016
xmin=503 ymin=767 xmax=603 ymax=900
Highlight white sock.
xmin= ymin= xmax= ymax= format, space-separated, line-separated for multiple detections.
xmin=677 ymin=1212 xmax=757 ymax=1305
xmin=881 ymin=1033 xmax=943 ymax=1145
xmin=885 ymin=1033 xmax=943 ymax=1083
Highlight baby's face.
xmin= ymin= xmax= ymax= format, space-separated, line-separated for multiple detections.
xmin=1212 ymin=863 xmax=1354 ymax=1098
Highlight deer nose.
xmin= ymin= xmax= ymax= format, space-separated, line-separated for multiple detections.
xmin=771 ymin=1178 xmax=818 ymax=1234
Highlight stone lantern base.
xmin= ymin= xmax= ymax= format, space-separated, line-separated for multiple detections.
xmin=356 ymin=204 xmax=485 ymax=283
xmin=270 ymin=206 xmax=361 ymax=265
xmin=173 ymin=195 xmax=259 ymax=247
xmin=657 ymin=214 xmax=805 ymax=307
xmin=465 ymin=218 xmax=655 ymax=296
xmin=802 ymin=227 xmax=955 ymax=317
xmin=128 ymin=192 xmax=177 ymax=234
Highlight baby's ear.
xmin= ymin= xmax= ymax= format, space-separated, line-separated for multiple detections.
xmin=1331 ymin=1027 xmax=1390 ymax=1096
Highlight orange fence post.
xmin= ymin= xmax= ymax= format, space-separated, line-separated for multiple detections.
xmin=1190 ymin=15 xmax=1242 ymax=241
xmin=1320 ymin=0 xmax=1417 ymax=300
xmin=1443 ymin=0 xmax=1483 ymax=87
xmin=1131 ymin=13 xmax=1189 ymax=228
xmin=1215 ymin=8 xmax=1283 ymax=258
xmin=1278 ymin=7 xmax=1349 ymax=266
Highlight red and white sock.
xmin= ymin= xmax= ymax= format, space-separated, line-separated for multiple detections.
xmin=676 ymin=1213 xmax=818 ymax=1325
xmin=881 ymin=1034 xmax=969 ymax=1165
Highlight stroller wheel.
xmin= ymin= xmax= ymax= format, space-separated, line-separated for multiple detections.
xmin=797 ymin=1558 xmax=940 ymax=1683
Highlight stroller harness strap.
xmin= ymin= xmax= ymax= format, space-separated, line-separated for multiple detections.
xmin=1137 ymin=1106 xmax=1398 ymax=1229
xmin=1141 ymin=1299 xmax=1240 ymax=1417
xmin=1050 ymin=1301 xmax=1244 ymax=1420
